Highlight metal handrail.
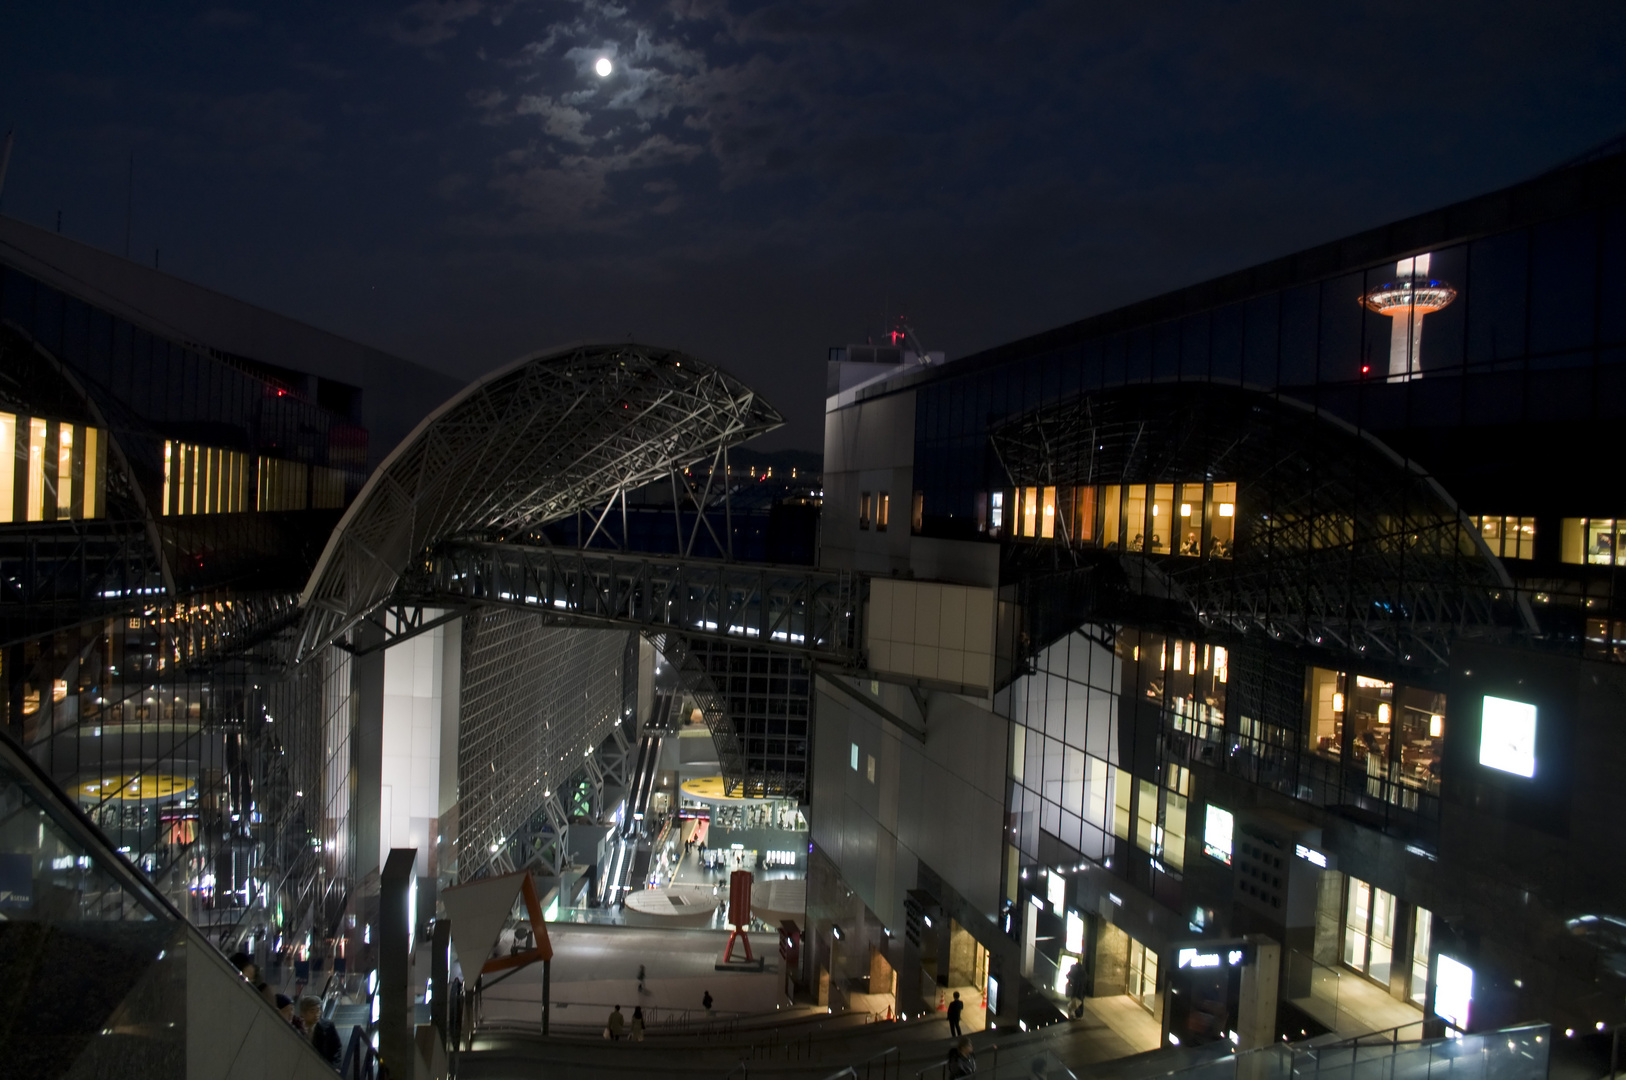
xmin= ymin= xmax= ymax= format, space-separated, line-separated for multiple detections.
xmin=916 ymin=1042 xmax=997 ymax=1079
xmin=858 ymin=1045 xmax=900 ymax=1080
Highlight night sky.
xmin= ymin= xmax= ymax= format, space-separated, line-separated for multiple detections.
xmin=3 ymin=1 xmax=1625 ymax=450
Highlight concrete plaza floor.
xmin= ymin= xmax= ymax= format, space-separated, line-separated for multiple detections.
xmin=476 ymin=921 xmax=788 ymax=1031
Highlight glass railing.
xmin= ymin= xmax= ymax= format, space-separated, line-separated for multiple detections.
xmin=0 ymin=727 xmax=335 ymax=1077
xmin=1157 ymin=1023 xmax=1550 ymax=1080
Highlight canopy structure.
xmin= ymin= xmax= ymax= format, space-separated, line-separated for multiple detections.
xmin=991 ymin=381 xmax=1538 ymax=670
xmin=296 ymin=343 xmax=782 ymax=661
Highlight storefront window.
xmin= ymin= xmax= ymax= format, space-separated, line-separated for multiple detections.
xmin=1409 ymin=906 xmax=1433 ymax=1007
xmin=1127 ymin=937 xmax=1160 ymax=1014
xmin=1342 ymin=877 xmax=1397 ymax=986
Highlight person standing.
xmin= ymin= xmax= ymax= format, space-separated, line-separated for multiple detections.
xmin=631 ymin=1006 xmax=646 ymax=1042
xmin=946 ymin=1038 xmax=977 ymax=1077
xmin=230 ymin=951 xmax=257 ymax=983
xmin=298 ymin=996 xmax=342 ymax=1067
xmin=947 ymin=991 xmax=964 ymax=1038
xmin=607 ymin=1004 xmax=625 ymax=1041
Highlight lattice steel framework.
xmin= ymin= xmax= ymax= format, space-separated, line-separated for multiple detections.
xmin=456 ymin=609 xmax=629 ymax=881
xmin=296 ymin=343 xmax=782 ymax=662
xmin=413 ymin=541 xmax=862 ymax=662
xmin=991 ymin=382 xmax=1537 ymax=670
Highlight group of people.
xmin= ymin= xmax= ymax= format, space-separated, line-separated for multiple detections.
xmin=231 ymin=951 xmax=343 ymax=1069
xmin=603 ymin=1004 xmax=647 ymax=1042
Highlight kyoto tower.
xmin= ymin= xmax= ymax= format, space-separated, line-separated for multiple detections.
xmin=1360 ymin=253 xmax=1458 ymax=382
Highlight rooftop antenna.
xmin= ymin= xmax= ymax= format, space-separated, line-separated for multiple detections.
xmin=0 ymin=129 xmax=14 ymax=207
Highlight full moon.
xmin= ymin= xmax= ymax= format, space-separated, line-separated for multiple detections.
xmin=594 ymin=57 xmax=612 ymax=77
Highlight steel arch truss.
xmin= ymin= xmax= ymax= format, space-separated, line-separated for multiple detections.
xmin=296 ymin=343 xmax=783 ymax=662
xmin=992 ymin=382 xmax=1536 ymax=670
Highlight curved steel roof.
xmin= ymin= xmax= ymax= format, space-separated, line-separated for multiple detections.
xmin=296 ymin=342 xmax=782 ymax=659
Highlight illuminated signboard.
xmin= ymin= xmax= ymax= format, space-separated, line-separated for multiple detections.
xmin=1065 ymin=910 xmax=1085 ymax=954
xmin=1178 ymin=946 xmax=1248 ymax=970
xmin=1047 ymin=870 xmax=1066 ymax=909
xmin=1435 ymin=955 xmax=1474 ymax=1030
xmin=1203 ymin=805 xmax=1234 ymax=865
xmin=1294 ymin=843 xmax=1328 ymax=868
xmin=1480 ymin=696 xmax=1537 ymax=778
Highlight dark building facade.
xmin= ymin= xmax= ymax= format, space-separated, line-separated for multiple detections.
xmin=0 ymin=214 xmax=460 ymax=953
xmin=809 ymin=143 xmax=1626 ymax=1053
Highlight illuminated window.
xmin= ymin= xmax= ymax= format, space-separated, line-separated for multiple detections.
xmin=1562 ymin=517 xmax=1622 ymax=565
xmin=0 ymin=412 xmax=106 ymax=524
xmin=1472 ymin=515 xmax=1535 ymax=560
xmin=258 ymin=457 xmax=311 ymax=512
xmin=162 ymin=441 xmax=255 ymax=515
xmin=988 ymin=490 xmax=1004 ymax=531
xmin=911 ymin=491 xmax=924 ymax=533
xmin=1040 ymin=486 xmax=1056 ymax=539
xmin=312 ymin=466 xmax=346 ymax=510
xmin=1022 ymin=486 xmax=1038 ymax=538
xmin=876 ymin=492 xmax=889 ymax=532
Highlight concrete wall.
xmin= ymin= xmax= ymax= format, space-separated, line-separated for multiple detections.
xmin=821 ymin=389 xmax=915 ymax=575
xmin=811 ymin=676 xmax=1008 ymax=935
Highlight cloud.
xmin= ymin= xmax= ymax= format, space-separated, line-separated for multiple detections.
xmin=387 ymin=0 xmax=498 ymax=48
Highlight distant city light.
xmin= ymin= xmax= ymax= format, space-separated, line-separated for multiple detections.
xmin=594 ymin=57 xmax=612 ymax=77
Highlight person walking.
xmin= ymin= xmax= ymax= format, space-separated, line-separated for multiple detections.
xmin=702 ymin=989 xmax=714 ymax=1016
xmin=631 ymin=1006 xmax=646 ymax=1042
xmin=946 ymin=1038 xmax=977 ymax=1076
xmin=607 ymin=1004 xmax=626 ymax=1041
xmin=947 ymin=991 xmax=964 ymax=1037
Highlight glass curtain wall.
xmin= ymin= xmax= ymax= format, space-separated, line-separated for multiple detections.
xmin=909 ymin=205 xmax=1626 ymax=664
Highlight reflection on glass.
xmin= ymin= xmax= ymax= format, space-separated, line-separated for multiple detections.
xmin=1343 ymin=879 xmax=1371 ymax=968
xmin=1410 ymin=906 xmax=1433 ymax=1006
xmin=986 ymin=479 xmax=1236 ymax=558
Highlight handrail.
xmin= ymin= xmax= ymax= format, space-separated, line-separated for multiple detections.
xmin=1317 ymin=1019 xmax=1427 ymax=1047
xmin=857 ymin=1045 xmax=900 ymax=1080
xmin=916 ymin=1042 xmax=998 ymax=1080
